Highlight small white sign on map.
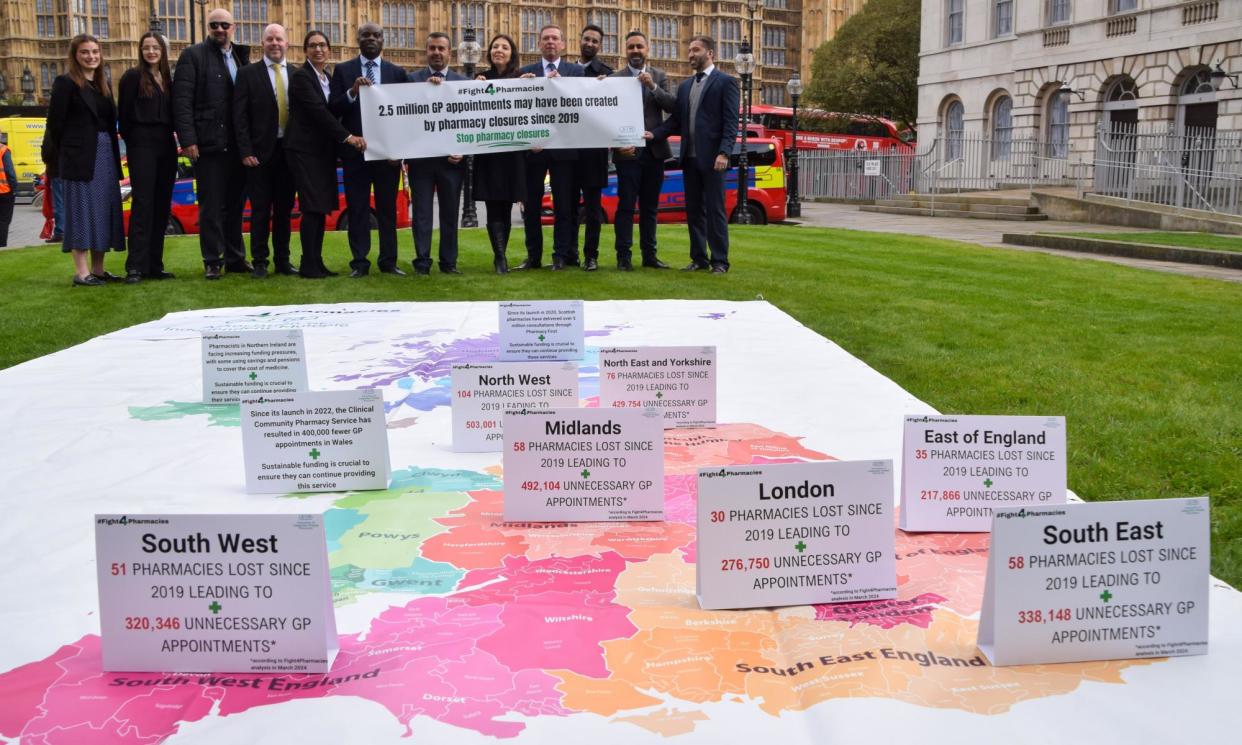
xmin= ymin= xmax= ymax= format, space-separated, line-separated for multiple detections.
xmin=900 ymin=414 xmax=1067 ymax=532
xmin=95 ymin=513 xmax=338 ymax=673
xmin=201 ymin=330 xmax=308 ymax=404
xmin=450 ymin=361 xmax=580 ymax=452
xmin=696 ymin=460 xmax=898 ymax=610
xmin=498 ymin=300 xmax=584 ymax=361
xmin=502 ymin=407 xmax=664 ymax=522
xmin=864 ymin=160 xmax=882 ymax=176
xmin=978 ymin=498 xmax=1210 ymax=666
xmin=240 ymin=389 xmax=390 ymax=494
xmin=599 ymin=346 xmax=717 ymax=428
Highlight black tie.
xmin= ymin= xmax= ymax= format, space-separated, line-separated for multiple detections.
xmin=695 ymin=72 xmax=705 ymax=83
xmin=432 ymin=70 xmax=443 ymax=79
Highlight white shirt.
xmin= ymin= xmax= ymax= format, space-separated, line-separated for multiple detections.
xmin=348 ymin=55 xmax=384 ymax=103
xmin=221 ymin=44 xmax=238 ymax=81
xmin=542 ymin=57 xmax=562 ymax=74
xmin=697 ymin=64 xmax=716 ymax=80
xmin=314 ymin=66 xmax=330 ymax=100
xmin=264 ymin=57 xmax=289 ymax=138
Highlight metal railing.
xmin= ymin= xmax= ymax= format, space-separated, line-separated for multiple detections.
xmin=1093 ymin=122 xmax=1242 ymax=215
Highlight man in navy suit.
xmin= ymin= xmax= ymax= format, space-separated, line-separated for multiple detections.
xmin=406 ymin=32 xmax=467 ymax=275
xmin=330 ymin=22 xmax=408 ymax=277
xmin=516 ymin=25 xmax=584 ymax=271
xmin=647 ymin=35 xmax=738 ymax=273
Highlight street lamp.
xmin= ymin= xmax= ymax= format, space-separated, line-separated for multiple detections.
xmin=1210 ymin=63 xmax=1239 ymax=90
xmin=786 ymin=72 xmax=803 ymax=218
xmin=194 ymin=0 xmax=208 ymax=41
xmin=734 ymin=39 xmax=755 ymax=224
xmin=458 ymin=24 xmax=483 ymax=229
xmin=21 ymin=66 xmax=34 ymax=105
xmin=148 ymin=2 xmax=164 ymax=35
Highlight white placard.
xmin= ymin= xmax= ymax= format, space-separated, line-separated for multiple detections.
xmin=240 ymin=390 xmax=390 ymax=494
xmin=696 ymin=460 xmax=898 ymax=610
xmin=498 ymin=300 xmax=584 ymax=361
xmin=502 ymin=407 xmax=664 ymax=522
xmin=95 ymin=513 xmax=338 ymax=673
xmin=899 ymin=415 xmax=1067 ymax=532
xmin=450 ymin=361 xmax=580 ymax=452
xmin=864 ymin=159 xmax=882 ymax=176
xmin=599 ymin=346 xmax=717 ymax=428
xmin=978 ymin=498 xmax=1210 ymax=666
xmin=201 ymin=330 xmax=308 ymax=404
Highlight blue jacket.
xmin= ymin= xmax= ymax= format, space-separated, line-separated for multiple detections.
xmin=651 ymin=68 xmax=740 ymax=172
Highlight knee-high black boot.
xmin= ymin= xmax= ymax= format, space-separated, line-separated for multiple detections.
xmin=488 ymin=221 xmax=509 ymax=274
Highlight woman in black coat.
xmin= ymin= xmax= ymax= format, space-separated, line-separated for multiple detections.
xmin=283 ymin=30 xmax=367 ymax=278
xmin=118 ymin=31 xmax=177 ymax=283
xmin=43 ymin=34 xmax=125 ymax=286
xmin=472 ymin=34 xmax=526 ymax=274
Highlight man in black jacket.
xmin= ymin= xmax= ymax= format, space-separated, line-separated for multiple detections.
xmin=172 ymin=7 xmax=251 ymax=279
xmin=576 ymin=25 xmax=613 ymax=272
xmin=233 ymin=23 xmax=296 ymax=278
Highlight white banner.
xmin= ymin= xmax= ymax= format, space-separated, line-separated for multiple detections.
xmin=360 ymin=76 xmax=646 ymax=160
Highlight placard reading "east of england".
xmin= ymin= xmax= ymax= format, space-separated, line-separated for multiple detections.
xmin=900 ymin=414 xmax=1067 ymax=532
xmin=201 ymin=330 xmax=308 ymax=404
xmin=502 ymin=407 xmax=664 ymax=522
xmin=696 ymin=461 xmax=898 ymax=610
xmin=598 ymin=346 xmax=717 ymax=428
xmin=95 ymin=513 xmax=338 ymax=673
xmin=498 ymin=300 xmax=584 ymax=361
xmin=978 ymin=498 xmax=1210 ymax=666
xmin=240 ymin=390 xmax=390 ymax=493
xmin=450 ymin=362 xmax=580 ymax=452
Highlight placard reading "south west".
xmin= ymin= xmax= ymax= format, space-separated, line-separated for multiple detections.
xmin=498 ymin=300 xmax=584 ymax=361
xmin=978 ymin=498 xmax=1210 ymax=666
xmin=696 ymin=461 xmax=898 ymax=611
xmin=502 ymin=407 xmax=664 ymax=522
xmin=95 ymin=513 xmax=338 ymax=673
xmin=201 ymin=330 xmax=308 ymax=404
xmin=900 ymin=414 xmax=1067 ymax=532
xmin=598 ymin=346 xmax=717 ymax=428
xmin=450 ymin=361 xmax=580 ymax=452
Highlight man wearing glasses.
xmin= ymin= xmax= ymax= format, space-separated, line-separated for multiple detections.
xmin=172 ymin=7 xmax=252 ymax=279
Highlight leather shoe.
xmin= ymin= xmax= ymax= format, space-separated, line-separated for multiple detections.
xmin=145 ymin=271 xmax=175 ymax=280
xmin=349 ymin=269 xmax=368 ymax=278
xmin=93 ymin=271 xmax=125 ymax=282
xmin=226 ymin=262 xmax=253 ymax=274
xmin=275 ymin=264 xmax=299 ymax=276
xmin=550 ymin=256 xmax=565 ymax=271
xmin=73 ymin=274 xmax=105 ymax=286
xmin=710 ymin=265 xmax=728 ymax=274
xmin=414 ymin=266 xmax=431 ymax=275
xmin=381 ymin=267 xmax=407 ymax=276
xmin=681 ymin=262 xmax=710 ymax=271
xmin=204 ymin=266 xmax=221 ymax=280
xmin=250 ymin=265 xmax=269 ymax=279
xmin=642 ymin=257 xmax=671 ymax=269
xmin=125 ymin=272 xmax=142 ymax=285
xmin=440 ymin=267 xmax=462 ymax=275
xmin=617 ymin=260 xmax=633 ymax=271
xmin=583 ymin=258 xmax=598 ymax=271
xmin=513 ymin=258 xmax=541 ymax=270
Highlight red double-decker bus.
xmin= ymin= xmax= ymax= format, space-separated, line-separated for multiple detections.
xmin=747 ymin=104 xmax=914 ymax=153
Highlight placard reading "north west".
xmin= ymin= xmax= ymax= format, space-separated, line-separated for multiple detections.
xmin=450 ymin=362 xmax=580 ymax=452
xmin=502 ymin=407 xmax=664 ymax=522
xmin=978 ymin=498 xmax=1209 ymax=666
xmin=599 ymin=346 xmax=716 ymax=428
xmin=696 ymin=461 xmax=898 ymax=611
xmin=201 ymin=330 xmax=308 ymax=404
xmin=95 ymin=513 xmax=338 ymax=673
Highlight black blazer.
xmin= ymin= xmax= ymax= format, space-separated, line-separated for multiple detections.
xmin=518 ymin=59 xmax=584 ymax=162
xmin=172 ymin=39 xmax=251 ymax=153
xmin=117 ymin=67 xmax=174 ymax=155
xmin=329 ymin=55 xmax=408 ymax=156
xmin=42 ymin=75 xmax=122 ymax=182
xmin=609 ymin=65 xmax=676 ymax=162
xmin=233 ymin=59 xmax=286 ymax=162
xmin=651 ymin=68 xmax=740 ymax=172
xmin=405 ymin=67 xmax=467 ymax=168
xmin=285 ymin=62 xmax=351 ymax=211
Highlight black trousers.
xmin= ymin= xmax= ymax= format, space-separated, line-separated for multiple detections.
xmin=409 ymin=160 xmax=462 ymax=271
xmin=298 ymin=211 xmax=327 ymax=275
xmin=246 ymin=141 xmax=295 ymax=268
xmin=580 ymin=184 xmax=602 ymax=261
xmin=342 ymin=157 xmax=400 ymax=272
xmin=0 ymin=193 xmax=13 ymax=247
xmin=195 ymin=150 xmax=247 ymax=268
xmin=683 ymin=161 xmax=730 ymax=269
xmin=124 ymin=143 xmax=176 ymax=275
xmin=614 ymin=151 xmax=665 ymax=262
xmin=522 ymin=152 xmax=577 ymax=265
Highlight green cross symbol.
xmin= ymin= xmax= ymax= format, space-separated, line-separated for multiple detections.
xmin=538 ymin=334 xmax=546 ymax=341
xmin=309 ymin=448 xmax=321 ymax=460
xmin=1100 ymin=589 xmax=1113 ymax=603
xmin=581 ymin=469 xmax=591 ymax=479
xmin=248 ymin=371 xmax=257 ymax=381
xmin=984 ymin=478 xmax=993 ymax=488
xmin=795 ymin=541 xmax=806 ymax=553
xmin=656 ymin=391 xmax=663 ymax=398
xmin=208 ymin=601 xmax=222 ymax=614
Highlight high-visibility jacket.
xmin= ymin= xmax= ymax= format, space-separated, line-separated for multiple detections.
xmin=0 ymin=144 xmax=10 ymax=195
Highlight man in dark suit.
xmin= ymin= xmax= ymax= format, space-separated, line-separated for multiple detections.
xmin=576 ymin=24 xmax=613 ymax=272
xmin=330 ymin=22 xmax=408 ymax=277
xmin=233 ymin=23 xmax=296 ymax=278
xmin=610 ymin=31 xmax=675 ymax=271
xmin=172 ymin=7 xmax=251 ymax=279
xmin=406 ymin=32 xmax=466 ymax=275
xmin=648 ymin=34 xmax=738 ymax=273
xmin=516 ymin=25 xmax=583 ymax=271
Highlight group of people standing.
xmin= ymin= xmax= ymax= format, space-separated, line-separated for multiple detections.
xmin=42 ymin=7 xmax=739 ymax=286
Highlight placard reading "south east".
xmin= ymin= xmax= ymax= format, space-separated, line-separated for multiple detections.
xmin=502 ymin=407 xmax=664 ymax=522
xmin=978 ymin=498 xmax=1210 ymax=666
xmin=498 ymin=300 xmax=584 ymax=361
xmin=599 ymin=346 xmax=717 ymax=428
xmin=450 ymin=361 xmax=580 ymax=452
xmin=900 ymin=414 xmax=1067 ymax=532
xmin=201 ymin=330 xmax=308 ymax=404
xmin=95 ymin=513 xmax=338 ymax=673
xmin=696 ymin=461 xmax=898 ymax=611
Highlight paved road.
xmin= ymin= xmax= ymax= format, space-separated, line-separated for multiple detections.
xmin=5 ymin=200 xmax=47 ymax=249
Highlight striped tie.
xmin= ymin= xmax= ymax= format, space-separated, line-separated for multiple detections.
xmin=365 ymin=60 xmax=377 ymax=84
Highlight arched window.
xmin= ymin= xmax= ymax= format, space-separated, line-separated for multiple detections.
xmin=1107 ymin=77 xmax=1139 ymax=102
xmin=944 ymin=100 xmax=964 ymax=159
xmin=991 ymin=96 xmax=1013 ymax=159
xmin=1047 ymin=90 xmax=1069 ymax=158
xmin=1181 ymin=69 xmax=1214 ymax=96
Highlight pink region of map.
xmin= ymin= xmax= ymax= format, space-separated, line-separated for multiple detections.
xmin=813 ymin=592 xmax=947 ymax=629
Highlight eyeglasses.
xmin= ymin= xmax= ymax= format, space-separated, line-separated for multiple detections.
xmin=208 ymin=22 xmax=232 ymax=30
xmin=306 ymin=42 xmax=329 ymax=50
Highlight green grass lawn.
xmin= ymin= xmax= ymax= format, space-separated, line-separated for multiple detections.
xmin=1054 ymin=230 xmax=1242 ymax=252
xmin=2 ymin=226 xmax=1240 ymax=586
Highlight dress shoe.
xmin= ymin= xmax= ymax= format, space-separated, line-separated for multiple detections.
xmin=125 ymin=272 xmax=142 ymax=285
xmin=414 ymin=267 xmax=431 ymax=275
xmin=681 ymin=262 xmax=710 ymax=271
xmin=349 ymin=269 xmax=368 ymax=278
xmin=513 ymin=258 xmax=541 ymax=270
xmin=73 ymin=274 xmax=105 ymax=287
xmin=710 ymin=265 xmax=728 ymax=274
xmin=225 ymin=262 xmax=253 ymax=274
xmin=321 ymin=267 xmax=339 ymax=277
xmin=642 ymin=257 xmax=671 ymax=269
xmin=204 ymin=266 xmax=222 ymax=280
xmin=93 ymin=271 xmax=124 ymax=282
xmin=46 ymin=234 xmax=63 ymax=244
xmin=274 ymin=264 xmax=299 ymax=276
xmin=583 ymin=258 xmax=598 ymax=272
xmin=441 ymin=267 xmax=462 ymax=275
xmin=381 ymin=267 xmax=407 ymax=276
xmin=617 ymin=260 xmax=633 ymax=271
xmin=250 ymin=265 xmax=269 ymax=279
xmin=550 ymin=256 xmax=565 ymax=271
xmin=145 ymin=270 xmax=175 ymax=280
xmin=299 ymin=269 xmax=326 ymax=279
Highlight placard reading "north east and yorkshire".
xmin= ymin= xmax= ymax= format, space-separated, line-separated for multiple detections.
xmin=502 ymin=407 xmax=664 ymax=522
xmin=498 ymin=300 xmax=584 ymax=361
xmin=201 ymin=330 xmax=308 ymax=404
xmin=599 ymin=346 xmax=716 ymax=428
xmin=978 ymin=498 xmax=1209 ymax=666
xmin=95 ymin=513 xmax=338 ymax=673
xmin=450 ymin=362 xmax=580 ymax=452
xmin=696 ymin=461 xmax=898 ymax=610
xmin=240 ymin=390 xmax=390 ymax=493
xmin=900 ymin=414 xmax=1067 ymax=532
